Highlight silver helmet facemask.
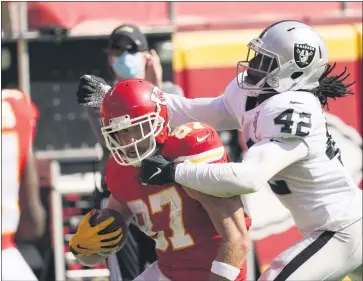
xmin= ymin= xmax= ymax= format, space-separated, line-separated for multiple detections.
xmin=237 ymin=38 xmax=280 ymax=97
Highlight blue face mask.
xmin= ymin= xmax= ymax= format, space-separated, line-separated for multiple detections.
xmin=111 ymin=51 xmax=144 ymax=79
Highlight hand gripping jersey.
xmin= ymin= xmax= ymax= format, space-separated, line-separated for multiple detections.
xmin=106 ymin=122 xmax=251 ymax=281
xmin=223 ymin=76 xmax=362 ymax=235
xmin=1 ymin=89 xmax=38 ymax=249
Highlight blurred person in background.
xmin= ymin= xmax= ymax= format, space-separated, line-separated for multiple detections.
xmin=2 ymin=89 xmax=46 ymax=281
xmin=105 ymin=23 xmax=183 ymax=93
xmin=83 ymin=24 xmax=183 ymax=143
xmin=77 ymin=24 xmax=183 ymax=281
xmin=106 ymin=23 xmax=161 ymax=87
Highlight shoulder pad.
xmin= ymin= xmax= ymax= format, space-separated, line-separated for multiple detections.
xmin=163 ymin=122 xmax=227 ymax=163
xmin=223 ymin=76 xmax=248 ymax=118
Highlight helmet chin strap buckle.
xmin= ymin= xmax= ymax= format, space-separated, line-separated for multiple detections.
xmin=269 ymin=77 xmax=279 ymax=87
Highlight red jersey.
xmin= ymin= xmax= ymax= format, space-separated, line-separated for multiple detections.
xmin=1 ymin=89 xmax=38 ymax=249
xmin=106 ymin=122 xmax=251 ymax=281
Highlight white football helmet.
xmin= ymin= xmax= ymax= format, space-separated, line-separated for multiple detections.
xmin=237 ymin=20 xmax=329 ymax=97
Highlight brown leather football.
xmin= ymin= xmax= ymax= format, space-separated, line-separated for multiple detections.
xmin=89 ymin=208 xmax=129 ymax=251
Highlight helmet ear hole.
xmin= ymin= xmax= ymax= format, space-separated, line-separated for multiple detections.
xmin=291 ymin=72 xmax=303 ymax=80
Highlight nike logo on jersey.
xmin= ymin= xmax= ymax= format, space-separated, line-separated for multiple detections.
xmin=270 ymin=138 xmax=282 ymax=143
xmin=149 ymin=168 xmax=162 ymax=179
xmin=290 ymin=101 xmax=304 ymax=104
xmin=197 ymin=134 xmax=210 ymax=143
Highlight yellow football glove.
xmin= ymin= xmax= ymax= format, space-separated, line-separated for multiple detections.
xmin=69 ymin=209 xmax=123 ymax=256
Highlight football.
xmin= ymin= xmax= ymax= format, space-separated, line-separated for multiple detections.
xmin=89 ymin=208 xmax=129 ymax=254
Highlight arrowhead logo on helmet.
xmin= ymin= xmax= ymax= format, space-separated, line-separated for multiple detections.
xmin=294 ymin=43 xmax=316 ymax=69
xmin=150 ymin=86 xmax=167 ymax=105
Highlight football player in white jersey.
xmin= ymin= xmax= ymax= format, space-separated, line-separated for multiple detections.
xmin=76 ymin=20 xmax=362 ymax=280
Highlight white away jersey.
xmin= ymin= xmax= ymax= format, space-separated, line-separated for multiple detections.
xmin=223 ymin=79 xmax=362 ymax=234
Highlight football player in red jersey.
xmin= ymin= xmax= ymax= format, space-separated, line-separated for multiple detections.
xmin=2 ymin=89 xmax=46 ymax=281
xmin=70 ymin=79 xmax=252 ymax=281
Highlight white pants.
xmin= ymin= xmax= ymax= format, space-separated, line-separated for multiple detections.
xmin=2 ymin=247 xmax=38 ymax=281
xmin=259 ymin=218 xmax=362 ymax=281
xmin=133 ymin=262 xmax=171 ymax=281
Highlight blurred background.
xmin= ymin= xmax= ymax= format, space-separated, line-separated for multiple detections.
xmin=1 ymin=2 xmax=362 ymax=281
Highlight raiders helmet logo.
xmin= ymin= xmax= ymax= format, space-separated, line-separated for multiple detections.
xmin=294 ymin=43 xmax=316 ymax=68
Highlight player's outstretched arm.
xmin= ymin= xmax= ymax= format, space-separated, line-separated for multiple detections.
xmin=76 ymin=74 xmax=240 ymax=131
xmin=175 ymin=137 xmax=309 ymax=197
xmin=71 ymin=195 xmax=133 ymax=267
xmin=164 ymin=94 xmax=239 ymax=131
xmin=164 ymin=75 xmax=243 ymax=130
xmin=186 ymin=189 xmax=249 ymax=281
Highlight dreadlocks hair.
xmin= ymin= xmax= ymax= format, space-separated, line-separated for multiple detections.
xmin=311 ymin=62 xmax=356 ymax=109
